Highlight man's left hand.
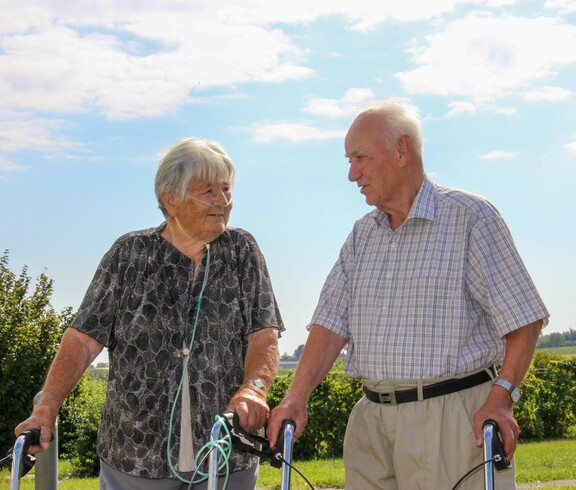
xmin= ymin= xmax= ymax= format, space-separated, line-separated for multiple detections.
xmin=473 ymin=388 xmax=519 ymax=459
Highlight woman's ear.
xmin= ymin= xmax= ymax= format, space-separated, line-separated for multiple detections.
xmin=160 ymin=191 xmax=177 ymax=218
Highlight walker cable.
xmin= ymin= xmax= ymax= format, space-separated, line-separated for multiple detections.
xmin=220 ymin=412 xmax=315 ymax=489
xmin=451 ymin=419 xmax=511 ymax=490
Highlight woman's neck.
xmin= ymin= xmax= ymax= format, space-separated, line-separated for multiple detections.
xmin=162 ymin=220 xmax=208 ymax=268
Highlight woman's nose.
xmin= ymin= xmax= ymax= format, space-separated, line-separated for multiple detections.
xmin=213 ymin=188 xmax=232 ymax=208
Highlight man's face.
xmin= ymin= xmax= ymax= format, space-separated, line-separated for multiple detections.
xmin=344 ymin=115 xmax=400 ymax=210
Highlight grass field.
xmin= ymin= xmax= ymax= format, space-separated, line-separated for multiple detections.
xmin=2 ymin=438 xmax=575 ymax=489
xmin=537 ymin=345 xmax=576 ymax=357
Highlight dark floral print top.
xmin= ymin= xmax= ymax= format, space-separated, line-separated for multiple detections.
xmin=70 ymin=224 xmax=284 ymax=478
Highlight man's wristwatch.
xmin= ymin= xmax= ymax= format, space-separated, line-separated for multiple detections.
xmin=493 ymin=377 xmax=521 ymax=403
xmin=244 ymin=379 xmax=267 ymax=393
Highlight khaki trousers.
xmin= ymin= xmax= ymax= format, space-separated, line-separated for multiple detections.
xmin=343 ymin=375 xmax=516 ymax=490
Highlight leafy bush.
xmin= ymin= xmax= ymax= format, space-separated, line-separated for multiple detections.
xmin=0 ymin=251 xmax=72 ymax=454
xmin=59 ymin=374 xmax=107 ymax=477
xmin=516 ymin=353 xmax=576 ymax=440
xmin=267 ymin=371 xmax=363 ymax=460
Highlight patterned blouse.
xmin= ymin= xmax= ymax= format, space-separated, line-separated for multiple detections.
xmin=70 ymin=224 xmax=284 ymax=478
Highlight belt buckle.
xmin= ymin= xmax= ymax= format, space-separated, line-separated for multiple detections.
xmin=378 ymin=391 xmax=397 ymax=405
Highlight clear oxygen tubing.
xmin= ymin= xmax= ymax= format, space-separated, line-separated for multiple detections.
xmin=166 ymin=243 xmax=232 ymax=485
xmin=186 ymin=194 xmax=232 ymax=209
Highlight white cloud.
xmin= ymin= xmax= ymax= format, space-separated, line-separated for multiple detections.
xmin=0 ymin=155 xmax=27 ymax=172
xmin=396 ymin=15 xmax=576 ymax=102
xmin=3 ymin=1 xmax=571 ymax=163
xmin=0 ymin=24 xmax=311 ymax=119
xmin=523 ymin=86 xmax=572 ymax=102
xmin=0 ymin=114 xmax=76 ymax=153
xmin=445 ymin=101 xmax=477 ymax=118
xmin=0 ymin=1 xmax=501 ymax=36
xmin=2 ymin=1 xmax=546 ymax=125
xmin=545 ymin=0 xmax=576 ymax=14
xmin=493 ymin=107 xmax=517 ymax=116
xmin=563 ymin=140 xmax=576 ymax=155
xmin=479 ymin=150 xmax=520 ymax=160
xmin=302 ymin=88 xmax=376 ymax=117
xmin=244 ymin=122 xmax=346 ymax=143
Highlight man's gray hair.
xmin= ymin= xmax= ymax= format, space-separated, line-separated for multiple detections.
xmin=359 ymin=98 xmax=424 ymax=158
xmin=154 ymin=137 xmax=236 ymax=218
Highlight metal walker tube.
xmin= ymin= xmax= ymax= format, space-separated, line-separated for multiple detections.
xmin=9 ymin=435 xmax=27 ymax=490
xmin=207 ymin=416 xmax=228 ymax=490
xmin=279 ymin=422 xmax=295 ymax=490
xmin=33 ymin=391 xmax=58 ymax=490
xmin=483 ymin=422 xmax=496 ymax=490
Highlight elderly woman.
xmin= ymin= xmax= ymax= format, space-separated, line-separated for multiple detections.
xmin=16 ymin=137 xmax=284 ymax=489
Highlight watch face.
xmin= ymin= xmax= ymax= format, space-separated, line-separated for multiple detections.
xmin=511 ymin=388 xmax=521 ymax=403
xmin=248 ymin=379 xmax=265 ymax=390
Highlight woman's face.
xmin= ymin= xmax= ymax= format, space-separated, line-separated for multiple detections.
xmin=172 ymin=180 xmax=233 ymax=242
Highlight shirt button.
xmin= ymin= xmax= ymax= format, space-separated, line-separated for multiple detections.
xmin=390 ymin=242 xmax=397 ymax=248
xmin=382 ymin=306 xmax=388 ymax=312
xmin=386 ymin=273 xmax=392 ymax=279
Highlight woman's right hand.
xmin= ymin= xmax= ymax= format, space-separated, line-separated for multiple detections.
xmin=15 ymin=404 xmax=58 ymax=454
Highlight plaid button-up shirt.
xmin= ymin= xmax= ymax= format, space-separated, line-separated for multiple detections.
xmin=311 ymin=176 xmax=549 ymax=380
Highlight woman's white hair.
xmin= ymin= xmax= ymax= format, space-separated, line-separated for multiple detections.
xmin=154 ymin=137 xmax=236 ymax=218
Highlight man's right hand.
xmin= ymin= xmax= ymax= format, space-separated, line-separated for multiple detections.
xmin=267 ymin=391 xmax=308 ymax=449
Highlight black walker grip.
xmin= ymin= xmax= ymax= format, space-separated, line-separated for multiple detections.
xmin=482 ymin=419 xmax=511 ymax=470
xmin=271 ymin=419 xmax=296 ymax=468
xmin=5 ymin=428 xmax=54 ymax=479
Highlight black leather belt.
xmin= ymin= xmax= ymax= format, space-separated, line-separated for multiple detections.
xmin=362 ymin=366 xmax=497 ymax=405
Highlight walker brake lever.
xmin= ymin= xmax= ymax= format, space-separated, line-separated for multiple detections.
xmin=221 ymin=412 xmax=276 ymax=462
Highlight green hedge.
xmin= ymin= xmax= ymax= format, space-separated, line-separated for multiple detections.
xmin=267 ymin=371 xmax=362 ymax=461
xmin=515 ymin=353 xmax=576 ymax=440
xmin=58 ymin=354 xmax=576 ymax=475
xmin=59 ymin=374 xmax=106 ymax=477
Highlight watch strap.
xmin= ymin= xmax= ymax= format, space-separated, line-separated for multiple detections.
xmin=244 ymin=378 xmax=267 ymax=393
xmin=493 ymin=377 xmax=520 ymax=403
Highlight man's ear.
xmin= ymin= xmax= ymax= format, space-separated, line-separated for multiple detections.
xmin=397 ymin=135 xmax=411 ymax=163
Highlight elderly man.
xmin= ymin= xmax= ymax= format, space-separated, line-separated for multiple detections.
xmin=268 ymin=99 xmax=548 ymax=489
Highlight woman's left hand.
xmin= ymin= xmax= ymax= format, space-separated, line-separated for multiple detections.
xmin=227 ymin=385 xmax=269 ymax=432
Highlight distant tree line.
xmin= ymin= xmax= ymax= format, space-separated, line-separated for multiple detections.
xmin=281 ymin=344 xmax=346 ymax=363
xmin=280 ymin=344 xmax=304 ymax=361
xmin=537 ymin=329 xmax=576 ymax=349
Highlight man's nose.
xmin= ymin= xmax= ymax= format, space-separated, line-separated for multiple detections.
xmin=348 ymin=161 xmax=361 ymax=182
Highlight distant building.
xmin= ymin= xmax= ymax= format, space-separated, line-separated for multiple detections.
xmin=279 ymin=360 xmax=299 ymax=370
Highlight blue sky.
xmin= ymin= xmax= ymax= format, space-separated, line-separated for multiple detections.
xmin=1 ymin=0 xmax=575 ymax=363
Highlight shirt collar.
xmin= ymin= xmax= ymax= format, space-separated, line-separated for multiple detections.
xmin=407 ymin=174 xmax=436 ymax=222
xmin=372 ymin=174 xmax=436 ymax=226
